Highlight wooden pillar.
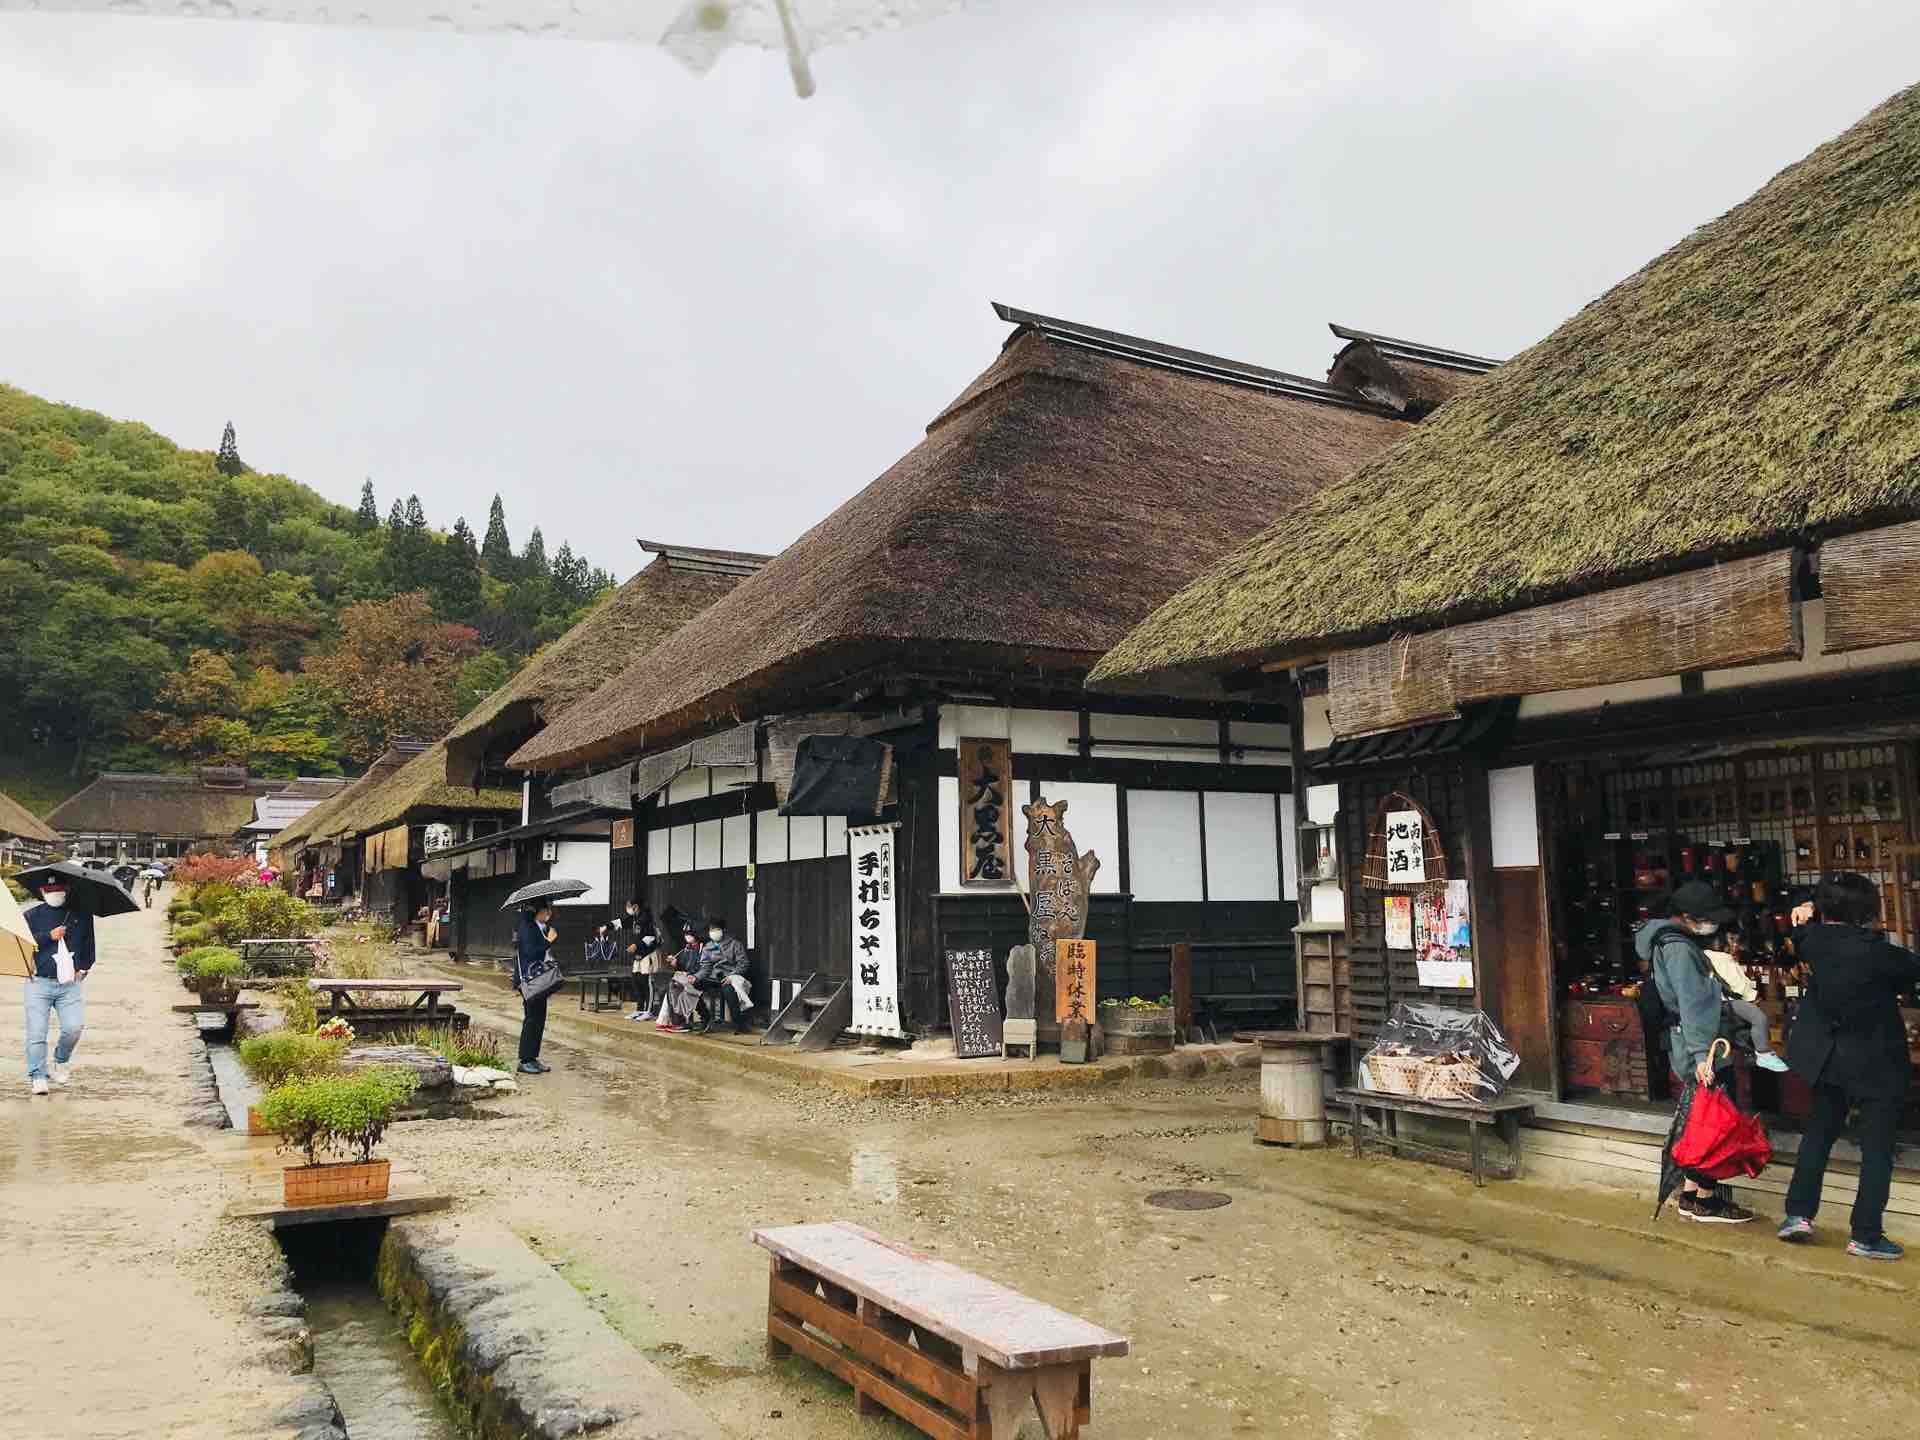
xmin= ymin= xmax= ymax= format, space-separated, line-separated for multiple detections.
xmin=900 ymin=710 xmax=943 ymax=1034
xmin=1170 ymin=941 xmax=1193 ymax=1040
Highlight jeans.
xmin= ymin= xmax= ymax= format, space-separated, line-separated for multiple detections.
xmin=1785 ymin=1082 xmax=1901 ymax=1242
xmin=518 ymin=990 xmax=549 ymax=1064
xmin=24 ymin=976 xmax=85 ymax=1080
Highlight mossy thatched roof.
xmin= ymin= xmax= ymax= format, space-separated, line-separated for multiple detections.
xmin=0 ymin=789 xmax=58 ymax=844
xmin=1091 ymin=84 xmax=1920 ymax=692
xmin=318 ymin=740 xmax=518 ymax=842
xmin=442 ymin=549 xmax=758 ymax=786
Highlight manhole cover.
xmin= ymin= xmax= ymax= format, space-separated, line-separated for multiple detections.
xmin=1144 ymin=1188 xmax=1232 ymax=1211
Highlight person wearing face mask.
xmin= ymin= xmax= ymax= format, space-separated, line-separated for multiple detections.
xmin=23 ymin=880 xmax=96 ymax=1097
xmin=696 ymin=915 xmax=753 ymax=1035
xmin=1637 ymin=879 xmax=1758 ymax=1224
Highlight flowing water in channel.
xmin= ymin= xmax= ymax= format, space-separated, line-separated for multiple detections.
xmin=305 ymin=1283 xmax=458 ymax=1440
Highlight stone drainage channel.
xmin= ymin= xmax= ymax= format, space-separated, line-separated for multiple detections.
xmin=200 ymin=1028 xmax=462 ymax=1440
xmin=199 ymin=1026 xmax=720 ymax=1440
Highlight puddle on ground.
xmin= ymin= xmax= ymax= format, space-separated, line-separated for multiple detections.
xmin=306 ymin=1285 xmax=459 ymax=1440
xmin=647 ymin=1340 xmax=758 ymax=1384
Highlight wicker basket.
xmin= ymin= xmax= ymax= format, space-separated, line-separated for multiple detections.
xmin=1417 ymin=1058 xmax=1487 ymax=1104
xmin=283 ymin=1158 xmax=391 ymax=1207
xmin=1361 ymin=1052 xmax=1427 ymax=1097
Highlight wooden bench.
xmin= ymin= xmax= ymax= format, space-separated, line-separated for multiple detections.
xmin=307 ymin=979 xmax=467 ymax=1032
xmin=238 ymin=937 xmax=325 ymax=977
xmin=1335 ymin=1086 xmax=1533 ymax=1187
xmin=1192 ymin=991 xmax=1292 ymax=1043
xmin=754 ymin=1221 xmax=1127 ymax=1440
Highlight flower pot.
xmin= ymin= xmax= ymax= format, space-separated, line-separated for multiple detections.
xmin=1101 ymin=1004 xmax=1176 ymax=1056
xmin=283 ymin=1158 xmax=391 ymax=1207
xmin=196 ymin=988 xmax=239 ymax=1008
xmin=245 ymin=1105 xmax=270 ymax=1136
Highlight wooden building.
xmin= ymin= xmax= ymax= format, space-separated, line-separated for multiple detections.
xmin=426 ymin=542 xmax=768 ymax=964
xmin=509 ymin=304 xmax=1495 ymax=1035
xmin=0 ymin=789 xmax=59 ymax=866
xmin=1092 ymin=86 xmax=1920 ymax=1206
xmin=48 ymin=767 xmax=283 ymax=859
xmin=235 ymin=776 xmax=350 ymax=861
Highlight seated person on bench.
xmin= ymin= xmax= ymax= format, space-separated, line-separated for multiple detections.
xmin=655 ymin=920 xmax=705 ymax=1032
xmin=693 ymin=915 xmax=752 ymax=1034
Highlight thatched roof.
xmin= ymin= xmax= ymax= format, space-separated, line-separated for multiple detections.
xmin=47 ymin=770 xmax=280 ymax=838
xmin=442 ymin=544 xmax=763 ymax=786
xmin=1091 ymin=84 xmax=1920 ymax=692
xmin=515 ymin=305 xmax=1486 ymax=771
xmin=323 ymin=738 xmax=520 ymax=840
xmin=268 ymin=745 xmax=422 ymax=851
xmin=0 ymin=789 xmax=58 ymax=844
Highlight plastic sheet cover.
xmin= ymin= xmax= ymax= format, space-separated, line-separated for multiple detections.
xmin=1358 ymin=1003 xmax=1520 ymax=1104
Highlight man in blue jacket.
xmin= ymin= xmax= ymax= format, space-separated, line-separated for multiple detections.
xmin=23 ymin=877 xmax=96 ymax=1097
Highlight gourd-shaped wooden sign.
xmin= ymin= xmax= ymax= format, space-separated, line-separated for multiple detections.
xmin=1023 ymin=795 xmax=1100 ymax=1018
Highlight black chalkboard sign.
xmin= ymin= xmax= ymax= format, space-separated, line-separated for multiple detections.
xmin=944 ymin=947 xmax=1004 ymax=1059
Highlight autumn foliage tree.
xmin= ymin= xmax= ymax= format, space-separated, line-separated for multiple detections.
xmin=303 ymin=592 xmax=482 ymax=761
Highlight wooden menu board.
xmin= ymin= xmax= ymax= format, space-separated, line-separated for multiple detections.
xmin=944 ymin=948 xmax=1004 ymax=1058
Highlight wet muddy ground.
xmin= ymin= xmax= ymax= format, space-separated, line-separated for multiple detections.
xmin=8 ymin=904 xmax=1920 ymax=1439
xmin=386 ymin=977 xmax=1920 ymax=1440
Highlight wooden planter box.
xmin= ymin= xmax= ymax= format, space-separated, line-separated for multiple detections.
xmin=284 ymin=1158 xmax=391 ymax=1207
xmin=245 ymin=1105 xmax=270 ymax=1136
xmin=194 ymin=987 xmax=240 ymax=1008
xmin=1101 ymin=1005 xmax=1175 ymax=1056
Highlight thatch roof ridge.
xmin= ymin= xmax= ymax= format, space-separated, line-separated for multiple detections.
xmin=0 ymin=789 xmax=58 ymax=844
xmin=441 ymin=550 xmax=756 ymax=784
xmin=46 ymin=772 xmax=268 ymax=838
xmin=515 ymin=318 xmax=1433 ymax=772
xmin=324 ymin=739 xmax=519 ymax=841
xmin=1091 ymin=83 xmax=1920 ymax=690
xmin=267 ymin=769 xmax=376 ymax=849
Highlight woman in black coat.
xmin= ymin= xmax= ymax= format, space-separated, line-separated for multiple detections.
xmin=1780 ymin=873 xmax=1920 ymax=1259
xmin=513 ymin=904 xmax=558 ymax=1075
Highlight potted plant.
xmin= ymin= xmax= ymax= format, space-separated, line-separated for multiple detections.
xmin=1099 ymin=995 xmax=1177 ymax=1055
xmin=236 ymin=1031 xmax=347 ymax=1134
xmin=258 ymin=1066 xmax=418 ymax=1206
xmin=177 ymin=946 xmax=246 ymax=1005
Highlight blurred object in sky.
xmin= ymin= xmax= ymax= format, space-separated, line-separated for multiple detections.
xmin=13 ymin=0 xmax=966 ymax=97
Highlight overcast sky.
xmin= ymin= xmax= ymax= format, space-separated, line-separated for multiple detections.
xmin=2 ymin=2 xmax=1916 ymax=579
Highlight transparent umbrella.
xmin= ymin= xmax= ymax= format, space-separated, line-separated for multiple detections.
xmin=23 ymin=0 xmax=965 ymax=98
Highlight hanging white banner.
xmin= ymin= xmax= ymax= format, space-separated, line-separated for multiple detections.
xmin=848 ymin=822 xmax=904 ymax=1038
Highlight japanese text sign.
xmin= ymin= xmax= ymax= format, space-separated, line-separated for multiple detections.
xmin=944 ymin=948 xmax=1003 ymax=1058
xmin=849 ymin=823 xmax=904 ymax=1038
xmin=1055 ymin=938 xmax=1097 ymax=1026
xmin=1384 ymin=809 xmax=1425 ymax=884
xmin=957 ymin=738 xmax=1013 ymax=886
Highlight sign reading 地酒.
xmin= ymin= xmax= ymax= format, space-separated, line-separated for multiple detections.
xmin=1384 ymin=809 xmax=1425 ymax=884
xmin=848 ymin=823 xmax=904 ymax=1037
xmin=944 ymin=948 xmax=1003 ymax=1058
xmin=957 ymin=738 xmax=1013 ymax=886
xmin=1055 ymin=938 xmax=1097 ymax=1026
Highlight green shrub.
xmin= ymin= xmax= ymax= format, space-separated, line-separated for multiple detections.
xmin=209 ymin=887 xmax=315 ymax=944
xmin=177 ymin=946 xmax=244 ymax=989
xmin=186 ymin=880 xmax=243 ymax=919
xmin=259 ymin=1067 xmax=418 ymax=1167
xmin=237 ymin=1031 xmax=346 ymax=1087
xmin=172 ymin=921 xmax=214 ymax=949
xmin=279 ymin=978 xmax=319 ymax=1033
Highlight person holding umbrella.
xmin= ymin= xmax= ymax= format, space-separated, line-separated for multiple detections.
xmin=513 ymin=903 xmax=558 ymax=1075
xmin=21 ymin=875 xmax=96 ymax=1096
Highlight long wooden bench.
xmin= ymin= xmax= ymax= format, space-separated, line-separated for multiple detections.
xmin=753 ymin=1221 xmax=1127 ymax=1440
xmin=307 ymin=978 xmax=467 ymax=1033
xmin=1335 ymin=1086 xmax=1533 ymax=1187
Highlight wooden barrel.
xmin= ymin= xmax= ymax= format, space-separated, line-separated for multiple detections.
xmin=1254 ymin=1032 xmax=1329 ymax=1145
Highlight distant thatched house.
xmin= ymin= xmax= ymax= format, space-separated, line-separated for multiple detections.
xmin=49 ymin=767 xmax=283 ymax=859
xmin=235 ymin=776 xmax=350 ymax=860
xmin=510 ymin=304 xmax=1494 ymax=1036
xmin=1090 ymin=85 xmax=1920 ymax=1156
xmin=432 ymin=542 xmax=768 ymax=963
xmin=0 ymin=789 xmax=58 ymax=865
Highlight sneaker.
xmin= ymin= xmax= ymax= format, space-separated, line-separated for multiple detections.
xmin=515 ymin=1062 xmax=543 ymax=1076
xmin=29 ymin=1077 xmax=49 ymax=1097
xmin=1847 ymin=1236 xmax=1905 ymax=1262
xmin=656 ymin=1022 xmax=685 ymax=1033
xmin=1676 ymin=1193 xmax=1702 ymax=1221
xmin=48 ymin=1063 xmax=71 ymax=1088
xmin=1690 ymin=1193 xmax=1757 ymax=1225
xmin=1777 ymin=1215 xmax=1814 ymax=1242
xmin=533 ymin=1061 xmax=553 ymax=1073
xmin=1755 ymin=1053 xmax=1791 ymax=1073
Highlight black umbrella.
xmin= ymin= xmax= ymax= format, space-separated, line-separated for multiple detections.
xmin=500 ymin=876 xmax=593 ymax=911
xmin=13 ymin=860 xmax=142 ymax=918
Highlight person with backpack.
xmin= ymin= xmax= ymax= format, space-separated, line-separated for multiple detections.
xmin=1777 ymin=873 xmax=1920 ymax=1260
xmin=1637 ymin=880 xmax=1760 ymax=1224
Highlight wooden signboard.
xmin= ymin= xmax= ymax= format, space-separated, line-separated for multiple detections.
xmin=1024 ymin=795 xmax=1100 ymax=1030
xmin=1056 ymin=938 xmax=1097 ymax=1026
xmin=957 ymin=738 xmax=1014 ymax=886
xmin=944 ymin=948 xmax=1004 ymax=1058
xmin=611 ymin=818 xmax=634 ymax=850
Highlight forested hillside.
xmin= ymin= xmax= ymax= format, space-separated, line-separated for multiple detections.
xmin=0 ymin=384 xmax=615 ymax=806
